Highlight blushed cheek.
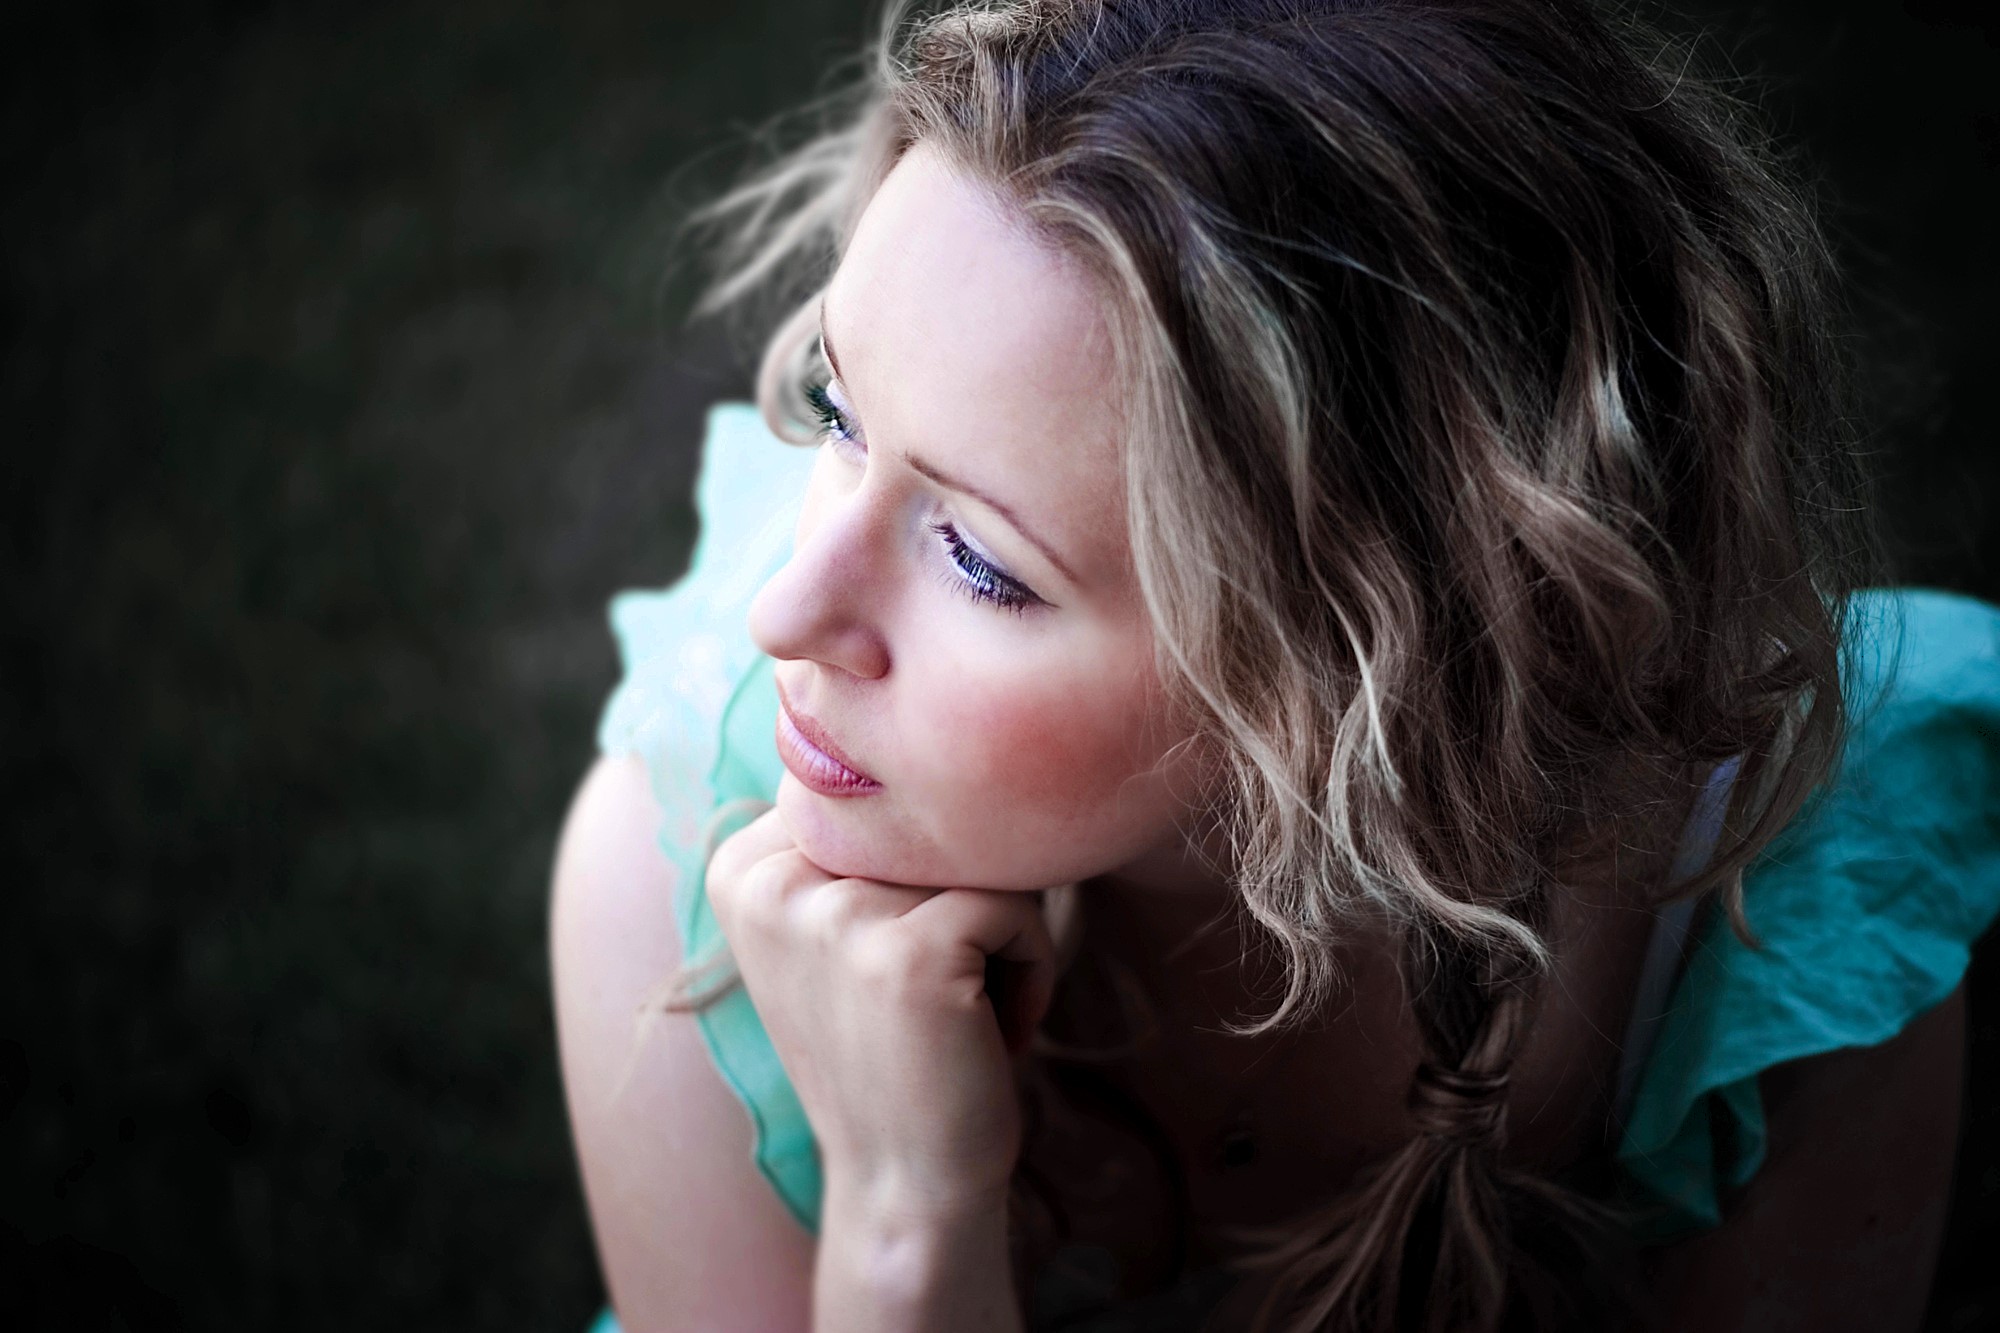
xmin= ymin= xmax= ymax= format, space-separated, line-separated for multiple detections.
xmin=934 ymin=672 xmax=1159 ymax=823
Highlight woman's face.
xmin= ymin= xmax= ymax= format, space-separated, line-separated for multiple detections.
xmin=746 ymin=141 xmax=1211 ymax=892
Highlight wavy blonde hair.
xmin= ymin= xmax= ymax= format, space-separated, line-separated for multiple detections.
xmin=649 ymin=1 xmax=1879 ymax=1328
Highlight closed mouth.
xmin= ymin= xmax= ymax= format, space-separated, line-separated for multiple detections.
xmin=774 ymin=679 xmax=882 ymax=792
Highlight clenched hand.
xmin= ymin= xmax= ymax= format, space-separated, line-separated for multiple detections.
xmin=704 ymin=807 xmax=1059 ymax=1223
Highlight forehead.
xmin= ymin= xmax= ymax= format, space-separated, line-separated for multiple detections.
xmin=823 ymin=142 xmax=1131 ymax=589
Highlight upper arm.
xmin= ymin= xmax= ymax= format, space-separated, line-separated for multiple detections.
xmin=550 ymin=753 xmax=816 ymax=1333
xmin=1641 ymin=984 xmax=1966 ymax=1332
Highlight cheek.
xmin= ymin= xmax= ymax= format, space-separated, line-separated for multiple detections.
xmin=925 ymin=654 xmax=1165 ymax=823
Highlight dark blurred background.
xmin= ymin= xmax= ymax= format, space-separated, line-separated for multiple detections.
xmin=3 ymin=1 xmax=1994 ymax=1330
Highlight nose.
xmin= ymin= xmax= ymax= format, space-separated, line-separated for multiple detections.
xmin=747 ymin=486 xmax=892 ymax=681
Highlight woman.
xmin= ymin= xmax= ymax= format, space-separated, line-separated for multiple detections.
xmin=550 ymin=1 xmax=2000 ymax=1328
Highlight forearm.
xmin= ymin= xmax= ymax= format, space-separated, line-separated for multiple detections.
xmin=813 ymin=1177 xmax=1025 ymax=1333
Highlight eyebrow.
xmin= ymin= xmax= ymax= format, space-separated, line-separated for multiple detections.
xmin=819 ymin=299 xmax=1082 ymax=588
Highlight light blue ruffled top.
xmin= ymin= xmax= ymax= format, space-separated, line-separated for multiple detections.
xmin=598 ymin=399 xmax=2000 ymax=1248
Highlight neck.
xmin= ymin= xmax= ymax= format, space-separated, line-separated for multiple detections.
xmin=1064 ymin=815 xmax=1264 ymax=1035
xmin=1088 ymin=807 xmax=1237 ymax=934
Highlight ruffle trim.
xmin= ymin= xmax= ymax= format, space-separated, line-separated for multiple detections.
xmin=1616 ymin=588 xmax=2000 ymax=1235
xmin=595 ymin=400 xmax=824 ymax=1231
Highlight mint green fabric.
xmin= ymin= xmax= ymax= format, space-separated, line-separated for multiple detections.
xmin=596 ymin=399 xmax=823 ymax=1233
xmin=1614 ymin=586 xmax=2000 ymax=1235
xmin=598 ymin=399 xmax=2000 ymax=1247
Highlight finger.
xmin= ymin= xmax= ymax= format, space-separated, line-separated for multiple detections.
xmin=912 ymin=890 xmax=1060 ymax=1042
xmin=707 ymin=805 xmax=792 ymax=879
xmin=1010 ymin=965 xmax=1056 ymax=1056
xmin=995 ymin=897 xmax=1061 ymax=1052
xmin=822 ymin=876 xmax=937 ymax=917
xmin=904 ymin=888 xmax=1056 ymax=967
xmin=792 ymin=875 xmax=935 ymax=941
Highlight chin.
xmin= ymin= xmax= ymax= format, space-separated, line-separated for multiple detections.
xmin=772 ymin=775 xmax=904 ymax=882
xmin=773 ymin=775 xmax=1058 ymax=890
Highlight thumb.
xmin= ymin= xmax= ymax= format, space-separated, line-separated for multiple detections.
xmin=993 ymin=950 xmax=1058 ymax=1058
xmin=1010 ymin=886 xmax=1075 ymax=1055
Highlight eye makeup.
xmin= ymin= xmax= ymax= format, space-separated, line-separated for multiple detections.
xmin=803 ymin=379 xmax=860 ymax=450
xmin=801 ymin=377 xmax=1045 ymax=615
xmin=927 ymin=518 xmax=1038 ymax=615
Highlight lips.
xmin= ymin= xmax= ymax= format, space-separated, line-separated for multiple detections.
xmin=774 ymin=679 xmax=883 ymax=796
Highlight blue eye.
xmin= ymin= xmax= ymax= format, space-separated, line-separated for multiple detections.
xmin=803 ymin=377 xmax=1042 ymax=616
xmin=928 ymin=519 xmax=1038 ymax=615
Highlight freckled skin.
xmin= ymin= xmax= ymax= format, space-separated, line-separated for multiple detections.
xmin=745 ymin=141 xmax=1213 ymax=895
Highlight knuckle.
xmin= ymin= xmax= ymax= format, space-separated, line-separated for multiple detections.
xmin=727 ymin=849 xmax=823 ymax=935
xmin=703 ymin=840 xmax=746 ymax=899
xmin=704 ymin=854 xmax=741 ymax=912
xmin=706 ymin=848 xmax=774 ymax=924
xmin=800 ymin=878 xmax=868 ymax=941
xmin=737 ymin=857 xmax=792 ymax=918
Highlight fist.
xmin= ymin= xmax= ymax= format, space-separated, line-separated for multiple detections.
xmin=704 ymin=807 xmax=1058 ymax=1218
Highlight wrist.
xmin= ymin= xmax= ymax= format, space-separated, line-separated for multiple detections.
xmin=817 ymin=1175 xmax=1015 ymax=1330
xmin=824 ymin=1160 xmax=1011 ymax=1234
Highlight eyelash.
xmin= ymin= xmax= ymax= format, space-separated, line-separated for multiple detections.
xmin=926 ymin=518 xmax=1036 ymax=615
xmin=802 ymin=379 xmax=1040 ymax=616
xmin=803 ymin=380 xmax=858 ymax=449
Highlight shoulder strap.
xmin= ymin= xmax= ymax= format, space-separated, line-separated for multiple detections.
xmin=1609 ymin=755 xmax=1743 ymax=1131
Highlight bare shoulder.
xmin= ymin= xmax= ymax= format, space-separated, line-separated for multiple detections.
xmin=550 ymin=753 xmax=815 ymax=1333
xmin=1641 ymin=984 xmax=1965 ymax=1332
